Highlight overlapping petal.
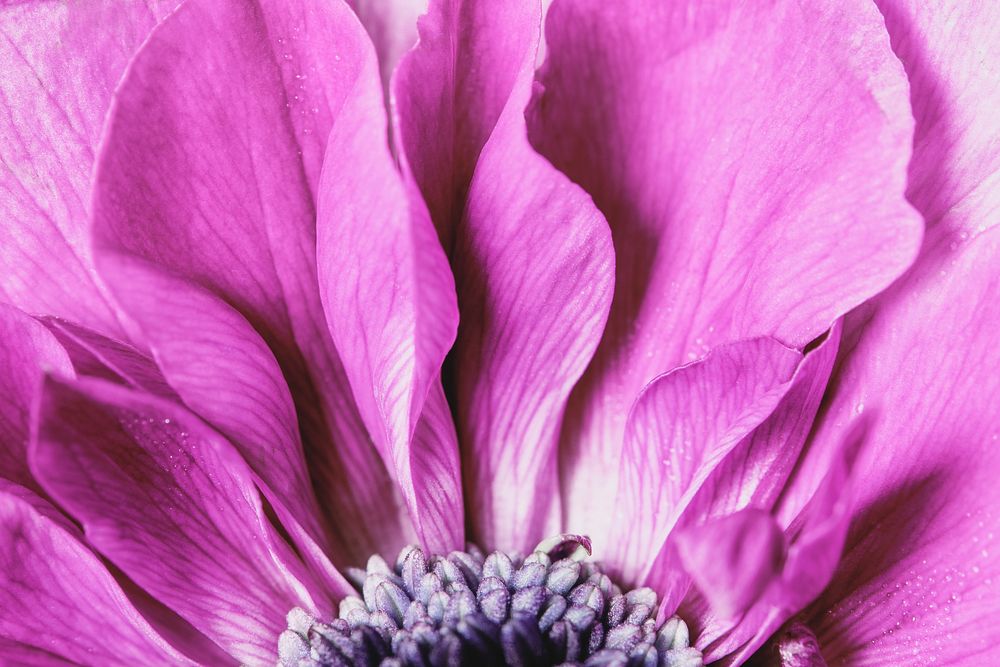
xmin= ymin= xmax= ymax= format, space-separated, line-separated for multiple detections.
xmin=90 ymin=0 xmax=412 ymax=563
xmin=0 ymin=304 xmax=72 ymax=491
xmin=0 ymin=1 xmax=176 ymax=338
xmin=315 ymin=13 xmax=463 ymax=552
xmin=31 ymin=376 xmax=331 ymax=664
xmin=530 ymin=0 xmax=923 ymax=535
xmin=797 ymin=2 xmax=1000 ymax=661
xmin=0 ymin=480 xmax=210 ymax=666
xmin=394 ymin=0 xmax=614 ymax=550
xmin=609 ymin=339 xmax=801 ymax=584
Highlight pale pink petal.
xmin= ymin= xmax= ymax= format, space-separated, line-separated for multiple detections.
xmin=30 ymin=377 xmax=331 ymax=664
xmin=0 ymin=1 xmax=176 ymax=338
xmin=348 ymin=0 xmax=428 ymax=85
xmin=0 ymin=304 xmax=72 ymax=492
xmin=315 ymin=20 xmax=463 ymax=552
xmin=0 ymin=480 xmax=211 ymax=666
xmin=530 ymin=0 xmax=923 ymax=534
xmin=394 ymin=0 xmax=614 ymax=551
xmin=90 ymin=0 xmax=412 ymax=563
xmin=609 ymin=339 xmax=800 ymax=583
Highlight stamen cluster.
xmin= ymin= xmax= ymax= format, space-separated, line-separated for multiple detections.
xmin=278 ymin=539 xmax=704 ymax=666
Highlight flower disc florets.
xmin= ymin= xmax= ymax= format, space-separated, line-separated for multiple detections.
xmin=277 ymin=536 xmax=704 ymax=666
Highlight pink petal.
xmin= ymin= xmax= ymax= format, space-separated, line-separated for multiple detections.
xmin=40 ymin=317 xmax=178 ymax=399
xmin=0 ymin=481 xmax=207 ymax=666
xmin=394 ymin=0 xmax=615 ymax=551
xmin=702 ymin=423 xmax=867 ymax=664
xmin=530 ymin=0 xmax=923 ymax=533
xmin=0 ymin=1 xmax=175 ymax=338
xmin=676 ymin=509 xmax=786 ymax=622
xmin=609 ymin=338 xmax=800 ymax=583
xmin=90 ymin=0 xmax=412 ymax=563
xmin=315 ymin=25 xmax=463 ymax=552
xmin=0 ymin=304 xmax=72 ymax=492
xmin=801 ymin=2 xmax=1000 ymax=660
xmin=30 ymin=377 xmax=326 ymax=664
xmin=686 ymin=325 xmax=842 ymax=535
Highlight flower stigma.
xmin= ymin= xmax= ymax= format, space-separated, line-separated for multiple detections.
xmin=277 ymin=534 xmax=704 ymax=666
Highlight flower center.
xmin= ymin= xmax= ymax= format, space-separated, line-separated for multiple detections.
xmin=277 ymin=535 xmax=704 ymax=666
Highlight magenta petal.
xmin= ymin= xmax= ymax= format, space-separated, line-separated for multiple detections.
xmin=531 ymin=0 xmax=923 ymax=531
xmin=0 ymin=305 xmax=72 ymax=492
xmin=609 ymin=338 xmax=800 ymax=582
xmin=316 ymin=29 xmax=463 ymax=552
xmin=30 ymin=377 xmax=321 ymax=664
xmin=676 ymin=509 xmax=786 ymax=621
xmin=799 ymin=1 xmax=1000 ymax=663
xmin=90 ymin=0 xmax=411 ymax=562
xmin=701 ymin=423 xmax=866 ymax=664
xmin=40 ymin=317 xmax=178 ymax=399
xmin=0 ymin=1 xmax=176 ymax=338
xmin=0 ymin=481 xmax=203 ymax=666
xmin=394 ymin=0 xmax=615 ymax=551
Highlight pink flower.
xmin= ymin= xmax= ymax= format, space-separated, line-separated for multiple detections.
xmin=0 ymin=0 xmax=996 ymax=665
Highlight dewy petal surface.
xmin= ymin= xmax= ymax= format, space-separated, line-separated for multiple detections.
xmin=0 ymin=1 xmax=175 ymax=338
xmin=316 ymin=9 xmax=463 ymax=552
xmin=394 ymin=0 xmax=614 ymax=550
xmin=530 ymin=0 xmax=923 ymax=536
xmin=799 ymin=2 xmax=1000 ymax=663
xmin=610 ymin=338 xmax=800 ymax=583
xmin=90 ymin=0 xmax=410 ymax=562
xmin=31 ymin=377 xmax=323 ymax=665
xmin=0 ymin=481 xmax=204 ymax=667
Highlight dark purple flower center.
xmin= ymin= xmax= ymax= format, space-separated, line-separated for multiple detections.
xmin=277 ymin=537 xmax=704 ymax=667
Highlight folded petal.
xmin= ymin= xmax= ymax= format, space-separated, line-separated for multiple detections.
xmin=0 ymin=304 xmax=72 ymax=491
xmin=676 ymin=509 xmax=786 ymax=622
xmin=609 ymin=338 xmax=800 ymax=583
xmin=530 ymin=0 xmax=923 ymax=531
xmin=797 ymin=2 xmax=1000 ymax=664
xmin=40 ymin=317 xmax=177 ymax=398
xmin=30 ymin=377 xmax=326 ymax=664
xmin=698 ymin=422 xmax=867 ymax=664
xmin=0 ymin=480 xmax=204 ymax=667
xmin=394 ymin=0 xmax=615 ymax=551
xmin=0 ymin=1 xmax=176 ymax=337
xmin=316 ymin=22 xmax=463 ymax=552
xmin=90 ymin=0 xmax=411 ymax=563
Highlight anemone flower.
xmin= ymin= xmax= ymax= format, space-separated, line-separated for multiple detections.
xmin=0 ymin=0 xmax=997 ymax=665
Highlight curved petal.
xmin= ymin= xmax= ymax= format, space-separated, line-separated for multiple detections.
xmin=676 ymin=509 xmax=786 ymax=622
xmin=39 ymin=317 xmax=177 ymax=398
xmin=530 ymin=0 xmax=923 ymax=532
xmin=30 ymin=377 xmax=328 ymax=664
xmin=698 ymin=422 xmax=867 ymax=664
xmin=0 ymin=0 xmax=176 ymax=337
xmin=347 ymin=0 xmax=428 ymax=85
xmin=609 ymin=339 xmax=801 ymax=583
xmin=801 ymin=3 xmax=1000 ymax=662
xmin=90 ymin=0 xmax=411 ymax=563
xmin=316 ymin=18 xmax=463 ymax=552
xmin=0 ymin=481 xmax=206 ymax=667
xmin=394 ymin=0 xmax=614 ymax=551
xmin=0 ymin=304 xmax=72 ymax=492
